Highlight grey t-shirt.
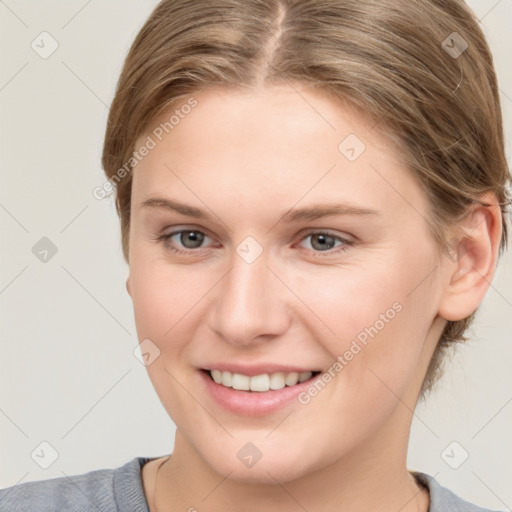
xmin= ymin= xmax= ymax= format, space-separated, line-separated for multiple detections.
xmin=0 ymin=456 xmax=504 ymax=511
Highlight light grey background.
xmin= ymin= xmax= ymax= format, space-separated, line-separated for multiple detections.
xmin=0 ymin=0 xmax=511 ymax=509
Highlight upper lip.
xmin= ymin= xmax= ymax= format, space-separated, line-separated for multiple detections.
xmin=201 ymin=364 xmax=320 ymax=377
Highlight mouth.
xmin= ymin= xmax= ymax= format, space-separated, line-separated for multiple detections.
xmin=202 ymin=369 xmax=322 ymax=392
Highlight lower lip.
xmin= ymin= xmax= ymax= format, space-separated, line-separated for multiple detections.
xmin=199 ymin=370 xmax=317 ymax=416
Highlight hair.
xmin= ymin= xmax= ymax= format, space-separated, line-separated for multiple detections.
xmin=101 ymin=0 xmax=511 ymax=397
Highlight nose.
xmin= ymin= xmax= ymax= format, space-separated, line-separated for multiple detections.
xmin=207 ymin=248 xmax=291 ymax=346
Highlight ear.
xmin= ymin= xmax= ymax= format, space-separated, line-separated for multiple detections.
xmin=437 ymin=192 xmax=503 ymax=322
xmin=126 ymin=276 xmax=132 ymax=297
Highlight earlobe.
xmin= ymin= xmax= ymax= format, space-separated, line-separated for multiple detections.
xmin=126 ymin=277 xmax=131 ymax=297
xmin=437 ymin=193 xmax=502 ymax=322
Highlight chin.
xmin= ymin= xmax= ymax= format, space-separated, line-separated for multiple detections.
xmin=195 ymin=435 xmax=337 ymax=486
xmin=210 ymin=455 xmax=313 ymax=485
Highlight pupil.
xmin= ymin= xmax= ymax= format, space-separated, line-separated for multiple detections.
xmin=181 ymin=231 xmax=204 ymax=248
xmin=312 ymin=234 xmax=334 ymax=251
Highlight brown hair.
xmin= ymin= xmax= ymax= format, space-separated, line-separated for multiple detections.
xmin=101 ymin=0 xmax=511 ymax=396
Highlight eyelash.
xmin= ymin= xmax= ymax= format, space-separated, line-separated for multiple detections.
xmin=154 ymin=229 xmax=354 ymax=257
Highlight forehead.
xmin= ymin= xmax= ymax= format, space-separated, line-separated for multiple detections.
xmin=139 ymin=84 xmax=378 ymax=162
xmin=131 ymin=84 xmax=428 ymax=221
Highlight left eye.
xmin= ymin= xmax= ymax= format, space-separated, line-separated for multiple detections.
xmin=299 ymin=232 xmax=348 ymax=252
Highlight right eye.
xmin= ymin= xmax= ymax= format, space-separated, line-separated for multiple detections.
xmin=156 ymin=228 xmax=217 ymax=254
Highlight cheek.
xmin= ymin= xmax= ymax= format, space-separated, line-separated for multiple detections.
xmin=288 ymin=263 xmax=405 ymax=344
xmin=291 ymin=253 xmax=436 ymax=391
xmin=286 ymin=287 xmax=430 ymax=460
xmin=130 ymin=271 xmax=173 ymax=341
xmin=129 ymin=255 xmax=205 ymax=340
xmin=128 ymin=260 xmax=209 ymax=425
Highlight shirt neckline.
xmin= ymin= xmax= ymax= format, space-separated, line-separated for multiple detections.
xmin=116 ymin=456 xmax=487 ymax=512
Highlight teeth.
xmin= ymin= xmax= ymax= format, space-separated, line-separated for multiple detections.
xmin=298 ymin=371 xmax=313 ymax=383
xmin=269 ymin=372 xmax=286 ymax=390
xmin=209 ymin=370 xmax=314 ymax=392
xmin=249 ymin=374 xmax=270 ymax=392
xmin=232 ymin=373 xmax=250 ymax=391
xmin=211 ymin=369 xmax=222 ymax=384
xmin=221 ymin=371 xmax=232 ymax=387
xmin=284 ymin=372 xmax=299 ymax=386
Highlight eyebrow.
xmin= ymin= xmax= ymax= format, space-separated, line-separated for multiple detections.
xmin=140 ymin=197 xmax=380 ymax=222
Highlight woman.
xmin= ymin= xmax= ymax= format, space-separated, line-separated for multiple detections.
xmin=1 ymin=0 xmax=510 ymax=510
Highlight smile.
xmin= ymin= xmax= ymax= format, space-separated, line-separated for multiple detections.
xmin=207 ymin=369 xmax=321 ymax=392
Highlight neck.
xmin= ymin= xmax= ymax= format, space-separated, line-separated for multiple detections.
xmin=152 ymin=417 xmax=429 ymax=512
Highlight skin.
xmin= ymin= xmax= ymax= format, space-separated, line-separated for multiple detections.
xmin=126 ymin=83 xmax=502 ymax=512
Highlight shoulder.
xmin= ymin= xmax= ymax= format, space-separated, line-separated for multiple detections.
xmin=0 ymin=456 xmax=153 ymax=512
xmin=413 ymin=472 xmax=506 ymax=512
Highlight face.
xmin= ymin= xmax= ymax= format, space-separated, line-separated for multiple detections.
xmin=127 ymin=84 xmax=448 ymax=483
